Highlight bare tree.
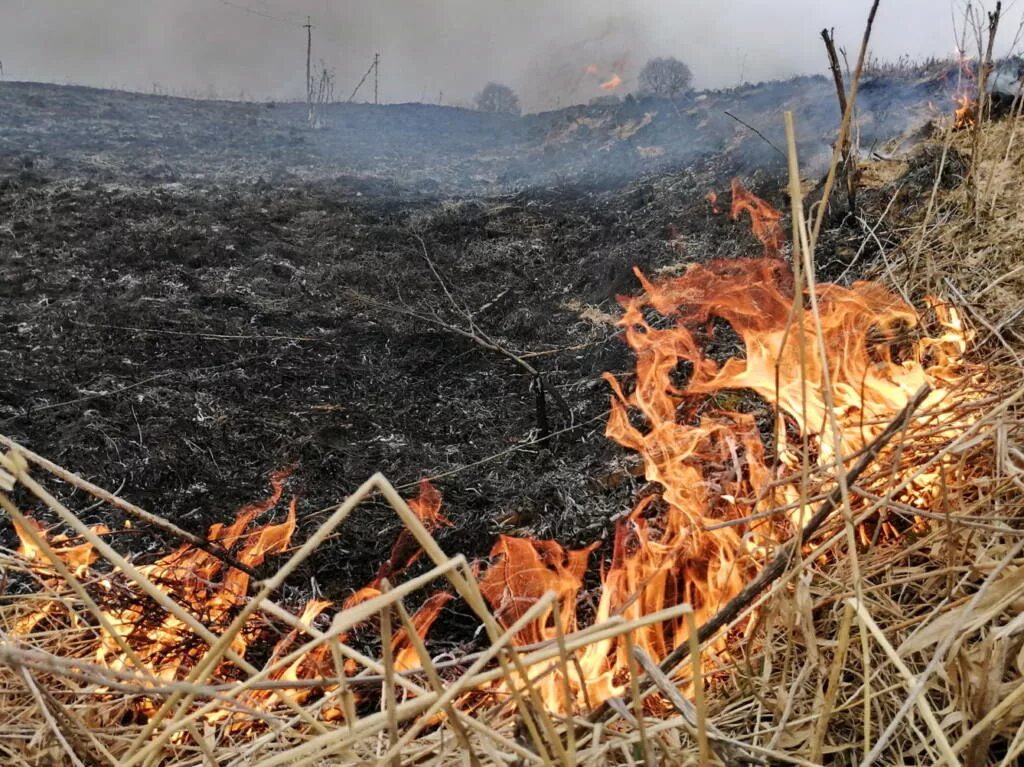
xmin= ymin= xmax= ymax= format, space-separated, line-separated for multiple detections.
xmin=474 ymin=82 xmax=522 ymax=115
xmin=638 ymin=57 xmax=693 ymax=98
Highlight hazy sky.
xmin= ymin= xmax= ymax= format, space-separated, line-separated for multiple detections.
xmin=0 ymin=1 xmax=1016 ymax=109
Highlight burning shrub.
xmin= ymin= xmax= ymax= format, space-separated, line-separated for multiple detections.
xmin=474 ymin=82 xmax=522 ymax=115
xmin=637 ymin=56 xmax=693 ymax=99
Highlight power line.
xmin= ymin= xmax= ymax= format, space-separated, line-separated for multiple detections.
xmin=214 ymin=0 xmax=303 ymax=26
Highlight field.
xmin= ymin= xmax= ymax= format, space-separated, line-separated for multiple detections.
xmin=3 ymin=63 xmax=1023 ymax=766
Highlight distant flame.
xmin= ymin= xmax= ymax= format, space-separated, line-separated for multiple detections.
xmin=600 ymin=74 xmax=623 ymax=92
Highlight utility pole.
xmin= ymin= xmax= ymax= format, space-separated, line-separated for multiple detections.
xmin=304 ymin=16 xmax=313 ymax=124
xmin=374 ymin=52 xmax=380 ymax=105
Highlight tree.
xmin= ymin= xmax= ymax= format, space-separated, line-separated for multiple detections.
xmin=474 ymin=82 xmax=522 ymax=115
xmin=638 ymin=57 xmax=693 ymax=99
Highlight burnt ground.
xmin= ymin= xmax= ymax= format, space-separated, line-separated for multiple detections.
xmin=0 ymin=74 xmax=957 ymax=613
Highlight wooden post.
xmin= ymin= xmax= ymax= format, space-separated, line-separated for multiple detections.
xmin=304 ymin=16 xmax=313 ymax=124
xmin=372 ymin=50 xmax=380 ymax=103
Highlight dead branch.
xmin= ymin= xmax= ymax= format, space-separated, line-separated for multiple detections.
xmin=821 ymin=27 xmax=857 ymax=215
xmin=405 ymin=234 xmax=571 ymax=441
xmin=811 ymin=0 xmax=881 ymax=249
xmin=722 ymin=111 xmax=786 ymax=159
xmin=970 ymin=1 xmax=1002 ymax=219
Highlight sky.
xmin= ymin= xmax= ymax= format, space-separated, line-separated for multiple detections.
xmin=0 ymin=1 xmax=1017 ymax=110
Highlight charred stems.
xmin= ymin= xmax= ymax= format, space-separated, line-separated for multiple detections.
xmin=821 ymin=27 xmax=857 ymax=216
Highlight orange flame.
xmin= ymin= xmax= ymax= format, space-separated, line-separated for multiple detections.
xmin=600 ymin=74 xmax=623 ymax=92
xmin=729 ymin=180 xmax=783 ymax=257
xmin=10 ymin=178 xmax=983 ymax=725
xmin=952 ymin=50 xmax=979 ymax=129
xmin=12 ymin=472 xmax=454 ymax=725
xmin=477 ymin=180 xmax=977 ymax=713
xmin=954 ymin=94 xmax=977 ymax=130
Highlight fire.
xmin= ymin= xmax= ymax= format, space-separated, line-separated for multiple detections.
xmin=476 ymin=182 xmax=978 ymax=713
xmin=954 ymin=93 xmax=977 ymax=130
xmin=9 ymin=182 xmax=983 ymax=728
xmin=730 ymin=179 xmax=783 ymax=257
xmin=11 ymin=473 xmax=453 ymax=725
xmin=952 ymin=50 xmax=979 ymax=130
xmin=600 ymin=74 xmax=623 ymax=92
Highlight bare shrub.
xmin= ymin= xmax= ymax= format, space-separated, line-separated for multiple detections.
xmin=638 ymin=57 xmax=693 ymax=98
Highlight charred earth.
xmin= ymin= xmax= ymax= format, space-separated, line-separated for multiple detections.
xmin=0 ymin=71 xmax=954 ymax=604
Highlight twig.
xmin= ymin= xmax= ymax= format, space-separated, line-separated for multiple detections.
xmin=68 ymin=321 xmax=332 ymax=345
xmin=394 ymin=235 xmax=572 ymax=440
xmin=631 ymin=647 xmax=767 ymax=766
xmin=723 ymin=111 xmax=786 ymax=159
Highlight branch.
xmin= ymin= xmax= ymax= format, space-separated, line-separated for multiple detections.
xmin=723 ymin=111 xmax=786 ymax=159
xmin=409 ymin=235 xmax=572 ymax=439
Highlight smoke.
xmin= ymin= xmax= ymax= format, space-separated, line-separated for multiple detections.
xmin=0 ymin=0 xmax=1012 ymax=109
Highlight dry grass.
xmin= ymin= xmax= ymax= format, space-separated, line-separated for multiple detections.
xmin=2 ymin=113 xmax=1024 ymax=766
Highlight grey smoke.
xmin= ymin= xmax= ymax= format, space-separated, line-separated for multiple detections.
xmin=0 ymin=0 xmax=1014 ymax=110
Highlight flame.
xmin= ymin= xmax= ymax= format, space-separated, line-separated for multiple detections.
xmin=15 ymin=517 xmax=109 ymax=578
xmin=954 ymin=94 xmax=977 ymax=130
xmin=729 ymin=179 xmax=783 ymax=257
xmin=476 ymin=181 xmax=978 ymax=713
xmin=12 ymin=472 xmax=453 ymax=726
xmin=951 ymin=51 xmax=979 ymax=129
xmin=600 ymin=74 xmax=623 ymax=92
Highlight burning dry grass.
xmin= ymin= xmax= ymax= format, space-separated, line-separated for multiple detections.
xmin=2 ymin=118 xmax=1024 ymax=767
